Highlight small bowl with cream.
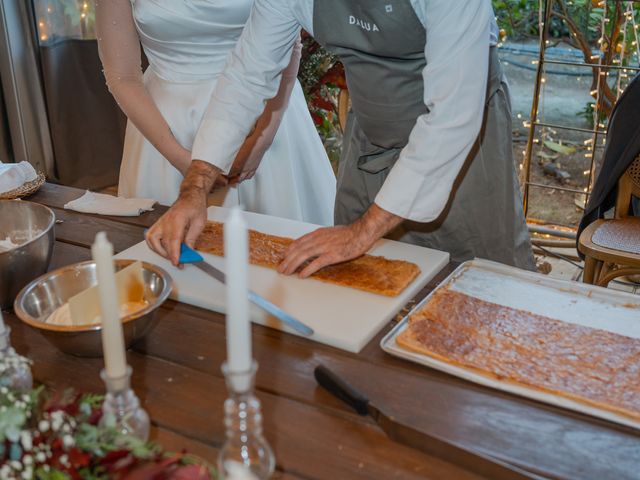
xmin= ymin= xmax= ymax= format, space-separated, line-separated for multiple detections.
xmin=13 ymin=259 xmax=172 ymax=357
xmin=0 ymin=200 xmax=55 ymax=308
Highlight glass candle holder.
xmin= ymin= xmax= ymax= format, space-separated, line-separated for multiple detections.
xmin=0 ymin=326 xmax=33 ymax=392
xmin=218 ymin=361 xmax=275 ymax=479
xmin=99 ymin=366 xmax=150 ymax=441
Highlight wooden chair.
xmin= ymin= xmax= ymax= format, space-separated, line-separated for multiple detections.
xmin=578 ymin=154 xmax=640 ymax=286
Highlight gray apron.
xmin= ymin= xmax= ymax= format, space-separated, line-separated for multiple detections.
xmin=313 ymin=0 xmax=535 ymax=270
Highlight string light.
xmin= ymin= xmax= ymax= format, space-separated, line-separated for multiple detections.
xmin=583 ymin=0 xmax=609 ymax=194
xmin=36 ymin=0 xmax=96 ymax=42
xmin=523 ymin=0 xmax=640 ymax=217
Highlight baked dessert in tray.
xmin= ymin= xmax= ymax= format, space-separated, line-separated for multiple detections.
xmin=397 ymin=288 xmax=640 ymax=421
xmin=195 ymin=221 xmax=421 ymax=296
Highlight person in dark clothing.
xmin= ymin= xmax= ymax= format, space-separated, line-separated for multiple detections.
xmin=577 ymin=72 xmax=640 ymax=251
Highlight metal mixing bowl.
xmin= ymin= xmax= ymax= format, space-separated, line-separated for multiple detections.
xmin=0 ymin=200 xmax=55 ymax=309
xmin=14 ymin=259 xmax=173 ymax=357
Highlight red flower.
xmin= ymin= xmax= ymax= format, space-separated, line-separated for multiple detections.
xmin=320 ymin=63 xmax=347 ymax=89
xmin=310 ymin=94 xmax=335 ymax=112
xmin=44 ymin=389 xmax=81 ymax=416
xmin=51 ymin=437 xmax=63 ymax=451
xmin=310 ymin=111 xmax=324 ymax=126
xmin=69 ymin=447 xmax=91 ymax=468
xmin=87 ymin=408 xmax=103 ymax=425
xmin=100 ymin=449 xmax=135 ymax=473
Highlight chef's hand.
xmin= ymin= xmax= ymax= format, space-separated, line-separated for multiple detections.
xmin=174 ymin=150 xmax=229 ymax=189
xmin=146 ymin=160 xmax=221 ymax=266
xmin=278 ymin=204 xmax=403 ymax=278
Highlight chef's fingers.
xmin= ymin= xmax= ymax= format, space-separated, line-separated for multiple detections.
xmin=283 ymin=229 xmax=324 ymax=258
xmin=145 ymin=227 xmax=168 ymax=258
xmin=184 ymin=215 xmax=205 ymax=249
xmin=166 ymin=217 xmax=189 ymax=266
xmin=279 ymin=241 xmax=323 ymax=275
xmin=298 ymin=253 xmax=336 ymax=278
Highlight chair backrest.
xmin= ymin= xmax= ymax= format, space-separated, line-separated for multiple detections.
xmin=614 ymin=154 xmax=640 ymax=218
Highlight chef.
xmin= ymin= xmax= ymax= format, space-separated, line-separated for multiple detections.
xmin=146 ymin=0 xmax=535 ymax=275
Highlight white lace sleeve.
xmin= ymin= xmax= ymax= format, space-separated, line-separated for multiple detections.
xmin=95 ymin=0 xmax=190 ymax=175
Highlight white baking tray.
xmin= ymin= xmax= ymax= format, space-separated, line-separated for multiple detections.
xmin=381 ymin=259 xmax=640 ymax=430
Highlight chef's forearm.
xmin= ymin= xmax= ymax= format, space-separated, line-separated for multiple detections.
xmin=355 ymin=203 xmax=404 ymax=242
xmin=179 ymin=160 xmax=221 ymax=197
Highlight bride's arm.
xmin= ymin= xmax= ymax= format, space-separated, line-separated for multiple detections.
xmin=226 ymin=38 xmax=303 ymax=182
xmin=96 ymin=0 xmax=191 ymax=176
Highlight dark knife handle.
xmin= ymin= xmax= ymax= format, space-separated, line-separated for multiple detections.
xmin=314 ymin=365 xmax=369 ymax=416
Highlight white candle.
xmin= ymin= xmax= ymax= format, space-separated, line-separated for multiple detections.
xmin=224 ymin=207 xmax=252 ymax=380
xmin=92 ymin=232 xmax=127 ymax=379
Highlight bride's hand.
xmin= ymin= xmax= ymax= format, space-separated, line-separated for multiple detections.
xmin=212 ymin=175 xmax=229 ymax=189
xmin=226 ymin=123 xmax=266 ymax=184
xmin=226 ymin=37 xmax=302 ymax=185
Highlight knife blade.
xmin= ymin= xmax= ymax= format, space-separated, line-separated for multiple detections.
xmin=314 ymin=364 xmax=545 ymax=480
xmin=179 ymin=243 xmax=314 ymax=337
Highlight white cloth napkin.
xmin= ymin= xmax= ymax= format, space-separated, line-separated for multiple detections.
xmin=64 ymin=191 xmax=156 ymax=216
xmin=0 ymin=161 xmax=38 ymax=194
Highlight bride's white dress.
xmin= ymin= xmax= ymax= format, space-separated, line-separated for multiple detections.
xmin=109 ymin=0 xmax=336 ymax=225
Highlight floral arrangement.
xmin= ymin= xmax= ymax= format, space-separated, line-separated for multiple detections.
xmin=298 ymin=32 xmax=346 ymax=128
xmin=0 ymin=382 xmax=215 ymax=480
xmin=298 ymin=32 xmax=348 ymax=167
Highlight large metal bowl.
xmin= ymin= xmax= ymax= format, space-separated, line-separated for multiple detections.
xmin=13 ymin=259 xmax=173 ymax=357
xmin=0 ymin=200 xmax=55 ymax=308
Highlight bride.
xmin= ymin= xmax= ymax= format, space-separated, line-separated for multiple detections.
xmin=95 ymin=0 xmax=336 ymax=225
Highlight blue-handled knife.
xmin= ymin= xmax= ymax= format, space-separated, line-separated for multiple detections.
xmin=179 ymin=243 xmax=314 ymax=337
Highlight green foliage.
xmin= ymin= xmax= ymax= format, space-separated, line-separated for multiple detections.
xmin=35 ymin=468 xmax=72 ymax=480
xmin=493 ymin=0 xmax=540 ymax=38
xmin=493 ymin=0 xmax=640 ymax=52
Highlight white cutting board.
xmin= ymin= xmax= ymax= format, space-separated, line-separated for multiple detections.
xmin=116 ymin=207 xmax=449 ymax=352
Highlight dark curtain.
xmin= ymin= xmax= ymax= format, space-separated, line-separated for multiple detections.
xmin=38 ymin=38 xmax=126 ymax=189
xmin=0 ymin=74 xmax=13 ymax=163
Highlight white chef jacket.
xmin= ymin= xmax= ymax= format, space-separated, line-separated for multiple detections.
xmin=192 ymin=0 xmax=499 ymax=223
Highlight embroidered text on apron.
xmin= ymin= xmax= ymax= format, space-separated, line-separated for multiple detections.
xmin=313 ymin=0 xmax=534 ymax=269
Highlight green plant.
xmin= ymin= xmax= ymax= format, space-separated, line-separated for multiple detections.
xmin=493 ymin=0 xmax=540 ymax=39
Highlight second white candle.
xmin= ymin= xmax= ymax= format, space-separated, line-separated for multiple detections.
xmin=224 ymin=206 xmax=252 ymax=384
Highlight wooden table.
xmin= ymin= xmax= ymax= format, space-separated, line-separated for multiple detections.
xmin=4 ymin=183 xmax=639 ymax=479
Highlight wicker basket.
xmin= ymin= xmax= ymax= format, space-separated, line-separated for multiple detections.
xmin=0 ymin=172 xmax=46 ymax=200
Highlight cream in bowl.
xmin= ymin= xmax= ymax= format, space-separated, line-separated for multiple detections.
xmin=45 ymin=300 xmax=149 ymax=327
